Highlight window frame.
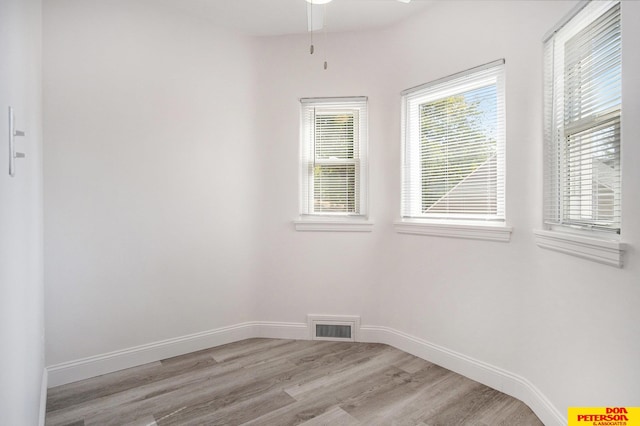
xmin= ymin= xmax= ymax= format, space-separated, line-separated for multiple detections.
xmin=296 ymin=96 xmax=372 ymax=232
xmin=395 ymin=60 xmax=511 ymax=242
xmin=543 ymin=0 xmax=622 ymax=235
xmin=536 ymin=0 xmax=626 ymax=267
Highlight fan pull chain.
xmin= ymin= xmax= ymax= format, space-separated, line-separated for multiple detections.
xmin=309 ymin=3 xmax=314 ymax=54
xmin=323 ymin=4 xmax=328 ymax=69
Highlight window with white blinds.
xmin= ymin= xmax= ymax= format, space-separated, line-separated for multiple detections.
xmin=300 ymin=97 xmax=368 ymax=216
xmin=401 ymin=60 xmax=506 ymax=221
xmin=543 ymin=0 xmax=621 ymax=234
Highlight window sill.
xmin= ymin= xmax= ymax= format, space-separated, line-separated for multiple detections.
xmin=393 ymin=219 xmax=512 ymax=242
xmin=294 ymin=218 xmax=374 ymax=232
xmin=533 ymin=229 xmax=626 ymax=268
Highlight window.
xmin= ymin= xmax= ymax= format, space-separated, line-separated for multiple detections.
xmin=543 ymin=0 xmax=621 ymax=235
xmin=535 ymin=0 xmax=625 ymax=267
xmin=397 ymin=60 xmax=509 ymax=241
xmin=299 ymin=97 xmax=368 ymax=223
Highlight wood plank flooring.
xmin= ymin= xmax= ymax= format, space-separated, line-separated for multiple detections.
xmin=46 ymin=338 xmax=543 ymax=426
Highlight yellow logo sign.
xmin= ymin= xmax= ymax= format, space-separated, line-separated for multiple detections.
xmin=569 ymin=407 xmax=640 ymax=426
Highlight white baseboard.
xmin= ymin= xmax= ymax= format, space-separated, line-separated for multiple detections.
xmin=39 ymin=368 xmax=48 ymax=426
xmin=45 ymin=321 xmax=564 ymax=426
xmin=253 ymin=321 xmax=309 ymax=340
xmin=359 ymin=325 xmax=566 ymax=426
xmin=47 ymin=321 xmax=307 ymax=387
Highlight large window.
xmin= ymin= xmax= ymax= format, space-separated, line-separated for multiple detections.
xmin=299 ymin=97 xmax=368 ymax=217
xmin=400 ymin=60 xmax=506 ymax=223
xmin=543 ymin=0 xmax=621 ymax=234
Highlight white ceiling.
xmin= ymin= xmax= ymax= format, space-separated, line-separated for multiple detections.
xmin=155 ymin=0 xmax=434 ymax=37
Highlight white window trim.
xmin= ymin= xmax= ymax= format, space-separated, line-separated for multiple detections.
xmin=296 ymin=97 xmax=369 ymax=232
xmin=543 ymin=1 xmax=621 ymax=235
xmin=398 ymin=60 xmax=508 ymax=241
xmin=394 ymin=219 xmax=512 ymax=242
xmin=538 ymin=0 xmax=625 ymax=266
xmin=294 ymin=217 xmax=374 ymax=232
xmin=533 ymin=229 xmax=626 ymax=268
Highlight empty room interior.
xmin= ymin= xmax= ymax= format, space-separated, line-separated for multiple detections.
xmin=1 ymin=0 xmax=639 ymax=425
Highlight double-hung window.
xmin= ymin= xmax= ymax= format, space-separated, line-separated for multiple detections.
xmin=536 ymin=0 xmax=625 ymax=267
xmin=297 ymin=97 xmax=369 ymax=230
xmin=397 ymin=60 xmax=509 ymax=241
xmin=543 ymin=1 xmax=621 ymax=234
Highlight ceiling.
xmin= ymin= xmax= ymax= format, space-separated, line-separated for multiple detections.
xmin=155 ymin=0 xmax=435 ymax=37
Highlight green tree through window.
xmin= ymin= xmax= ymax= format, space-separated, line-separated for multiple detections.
xmin=401 ymin=60 xmax=504 ymax=221
xmin=420 ymin=86 xmax=497 ymax=213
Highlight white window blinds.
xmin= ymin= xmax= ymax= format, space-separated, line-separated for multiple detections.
xmin=401 ymin=60 xmax=506 ymax=221
xmin=544 ymin=1 xmax=621 ymax=234
xmin=300 ymin=97 xmax=368 ymax=216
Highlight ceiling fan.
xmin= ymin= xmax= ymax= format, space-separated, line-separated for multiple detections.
xmin=306 ymin=0 xmax=411 ymax=32
xmin=305 ymin=0 xmax=412 ymax=69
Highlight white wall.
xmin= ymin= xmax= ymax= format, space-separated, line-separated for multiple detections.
xmin=43 ymin=0 xmax=640 ymax=422
xmin=0 ymin=0 xmax=45 ymax=423
xmin=254 ymin=0 xmax=639 ymax=416
xmin=43 ymin=0 xmax=260 ymax=365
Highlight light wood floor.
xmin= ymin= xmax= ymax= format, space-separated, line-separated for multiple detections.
xmin=46 ymin=338 xmax=543 ymax=426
